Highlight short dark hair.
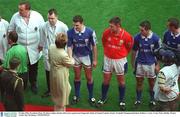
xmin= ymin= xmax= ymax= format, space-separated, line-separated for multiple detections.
xmin=48 ymin=8 xmax=58 ymax=16
xmin=9 ymin=57 xmax=20 ymax=70
xmin=8 ymin=31 xmax=18 ymax=43
xmin=19 ymin=1 xmax=31 ymax=10
xmin=55 ymin=33 xmax=67 ymax=48
xmin=140 ymin=20 xmax=151 ymax=30
xmin=109 ymin=16 xmax=121 ymax=26
xmin=168 ymin=18 xmax=179 ymax=29
xmin=73 ymin=15 xmax=83 ymax=23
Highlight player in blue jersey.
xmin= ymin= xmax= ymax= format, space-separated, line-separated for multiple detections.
xmin=163 ymin=18 xmax=180 ymax=81
xmin=131 ymin=20 xmax=161 ymax=108
xmin=67 ymin=15 xmax=97 ymax=105
xmin=163 ymin=18 xmax=180 ymax=50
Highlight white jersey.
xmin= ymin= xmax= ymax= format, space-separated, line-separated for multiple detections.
xmin=8 ymin=10 xmax=45 ymax=64
xmin=0 ymin=18 xmax=9 ymax=61
xmin=39 ymin=20 xmax=68 ymax=70
xmin=154 ymin=64 xmax=179 ymax=102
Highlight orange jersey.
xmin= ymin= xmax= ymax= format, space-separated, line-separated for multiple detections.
xmin=102 ymin=28 xmax=134 ymax=59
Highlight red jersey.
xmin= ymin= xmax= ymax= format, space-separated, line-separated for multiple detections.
xmin=102 ymin=28 xmax=134 ymax=59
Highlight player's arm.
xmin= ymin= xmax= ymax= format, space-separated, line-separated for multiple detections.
xmin=131 ymin=50 xmax=137 ymax=69
xmin=125 ymin=34 xmax=134 ymax=54
xmin=91 ymin=31 xmax=97 ymax=68
xmin=131 ymin=36 xmax=138 ymax=69
xmin=67 ymin=32 xmax=73 ymax=58
xmin=157 ymin=71 xmax=171 ymax=94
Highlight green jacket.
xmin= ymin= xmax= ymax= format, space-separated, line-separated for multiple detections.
xmin=3 ymin=44 xmax=28 ymax=73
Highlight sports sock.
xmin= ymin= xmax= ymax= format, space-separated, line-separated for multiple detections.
xmin=136 ymin=90 xmax=142 ymax=101
xmin=74 ymin=81 xmax=81 ymax=98
xmin=149 ymin=90 xmax=154 ymax=101
xmin=87 ymin=82 xmax=94 ymax=99
xmin=119 ymin=85 xmax=125 ymax=102
xmin=101 ymin=84 xmax=109 ymax=101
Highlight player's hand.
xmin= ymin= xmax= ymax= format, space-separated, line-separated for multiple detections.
xmin=92 ymin=60 xmax=97 ymax=68
xmin=162 ymin=87 xmax=171 ymax=94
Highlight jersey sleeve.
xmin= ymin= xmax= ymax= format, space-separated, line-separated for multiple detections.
xmin=125 ymin=33 xmax=134 ymax=53
xmin=67 ymin=30 xmax=73 ymax=47
xmin=132 ymin=35 xmax=139 ymax=51
xmin=90 ymin=31 xmax=97 ymax=46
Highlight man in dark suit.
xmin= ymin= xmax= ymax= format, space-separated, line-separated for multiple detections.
xmin=0 ymin=57 xmax=24 ymax=111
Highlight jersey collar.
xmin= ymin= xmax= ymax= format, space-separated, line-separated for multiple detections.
xmin=141 ymin=31 xmax=153 ymax=39
xmin=74 ymin=26 xmax=86 ymax=34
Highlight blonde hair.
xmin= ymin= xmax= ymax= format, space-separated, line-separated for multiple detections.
xmin=55 ymin=33 xmax=67 ymax=48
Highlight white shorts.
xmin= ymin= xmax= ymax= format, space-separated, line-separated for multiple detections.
xmin=73 ymin=55 xmax=91 ymax=68
xmin=103 ymin=56 xmax=128 ymax=75
xmin=135 ymin=63 xmax=156 ymax=78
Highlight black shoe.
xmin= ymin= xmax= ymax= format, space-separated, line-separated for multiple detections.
xmin=71 ymin=96 xmax=80 ymax=105
xmin=149 ymin=100 xmax=156 ymax=111
xmin=96 ymin=99 xmax=107 ymax=108
xmin=88 ymin=97 xmax=96 ymax=106
xmin=119 ymin=102 xmax=126 ymax=111
xmin=41 ymin=91 xmax=50 ymax=98
xmin=31 ymin=86 xmax=38 ymax=94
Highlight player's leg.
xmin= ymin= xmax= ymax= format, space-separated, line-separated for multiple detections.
xmin=97 ymin=56 xmax=112 ymax=107
xmin=115 ymin=58 xmax=128 ymax=110
xmin=148 ymin=78 xmax=155 ymax=101
xmin=84 ymin=65 xmax=96 ymax=104
xmin=135 ymin=77 xmax=144 ymax=105
xmin=147 ymin=63 xmax=156 ymax=107
xmin=96 ymin=72 xmax=112 ymax=107
xmin=72 ymin=65 xmax=82 ymax=103
xmin=71 ymin=55 xmax=83 ymax=104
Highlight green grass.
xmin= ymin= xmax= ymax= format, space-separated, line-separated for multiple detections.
xmin=0 ymin=0 xmax=180 ymax=111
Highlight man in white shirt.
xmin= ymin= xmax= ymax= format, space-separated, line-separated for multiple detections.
xmin=38 ymin=8 xmax=68 ymax=97
xmin=154 ymin=49 xmax=179 ymax=111
xmin=0 ymin=16 xmax=9 ymax=64
xmin=8 ymin=1 xmax=44 ymax=94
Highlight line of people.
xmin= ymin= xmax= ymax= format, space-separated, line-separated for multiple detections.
xmin=0 ymin=1 xmax=179 ymax=111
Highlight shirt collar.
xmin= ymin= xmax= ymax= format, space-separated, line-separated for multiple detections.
xmin=170 ymin=31 xmax=180 ymax=38
xmin=141 ymin=31 xmax=153 ymax=39
xmin=74 ymin=26 xmax=86 ymax=34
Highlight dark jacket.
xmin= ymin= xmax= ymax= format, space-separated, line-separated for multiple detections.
xmin=0 ymin=70 xmax=24 ymax=111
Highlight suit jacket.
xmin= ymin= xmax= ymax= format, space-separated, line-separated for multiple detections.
xmin=0 ymin=70 xmax=24 ymax=111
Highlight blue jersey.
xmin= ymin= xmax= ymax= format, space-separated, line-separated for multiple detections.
xmin=133 ymin=32 xmax=161 ymax=65
xmin=67 ymin=26 xmax=97 ymax=57
xmin=163 ymin=30 xmax=180 ymax=52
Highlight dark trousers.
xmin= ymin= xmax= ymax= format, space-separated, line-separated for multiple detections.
xmin=18 ymin=72 xmax=28 ymax=90
xmin=28 ymin=61 xmax=38 ymax=87
xmin=45 ymin=70 xmax=50 ymax=92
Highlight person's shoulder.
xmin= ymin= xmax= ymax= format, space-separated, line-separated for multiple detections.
xmin=163 ymin=29 xmax=170 ymax=36
xmin=49 ymin=44 xmax=56 ymax=50
xmin=31 ymin=10 xmax=42 ymax=16
xmin=1 ymin=18 xmax=9 ymax=24
xmin=31 ymin=10 xmax=44 ymax=19
xmin=11 ymin=12 xmax=20 ymax=19
xmin=151 ymin=32 xmax=160 ymax=41
xmin=57 ymin=20 xmax=67 ymax=26
xmin=67 ymin=28 xmax=74 ymax=34
xmin=102 ymin=28 xmax=110 ymax=35
xmin=134 ymin=33 xmax=141 ymax=39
